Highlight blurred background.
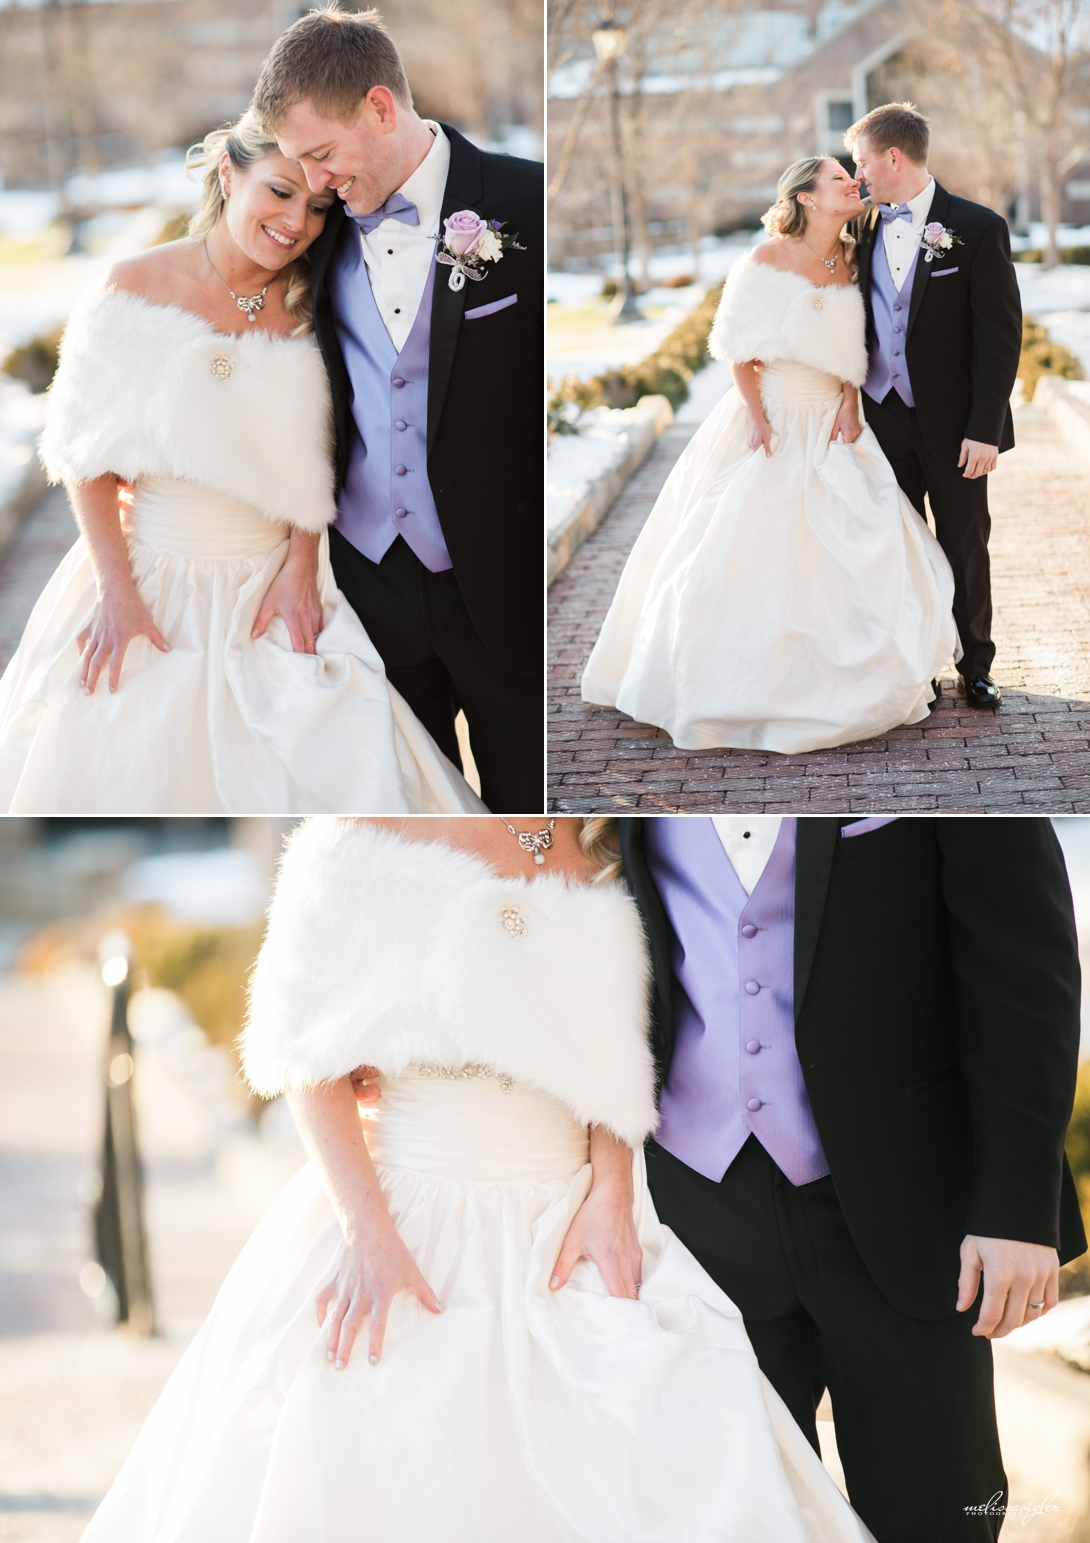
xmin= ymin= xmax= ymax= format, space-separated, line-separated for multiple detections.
xmin=0 ymin=0 xmax=543 ymax=621
xmin=3 ymin=817 xmax=1090 ymax=1538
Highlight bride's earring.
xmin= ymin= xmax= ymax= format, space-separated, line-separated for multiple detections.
xmin=219 ymin=180 xmax=228 ymax=201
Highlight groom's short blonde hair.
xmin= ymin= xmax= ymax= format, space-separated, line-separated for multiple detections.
xmin=253 ymin=7 xmax=413 ymax=130
xmin=845 ymin=102 xmax=930 ymax=166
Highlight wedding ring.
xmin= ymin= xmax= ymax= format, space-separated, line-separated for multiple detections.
xmin=1028 ymin=1301 xmax=1044 ymax=1309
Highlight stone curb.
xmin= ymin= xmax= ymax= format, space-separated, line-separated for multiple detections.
xmin=1033 ymin=374 xmax=1090 ymax=463
xmin=547 ymin=393 xmax=673 ymax=585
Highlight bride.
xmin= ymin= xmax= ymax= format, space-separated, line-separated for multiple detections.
xmin=81 ymin=815 xmax=874 ymax=1543
xmin=0 ymin=113 xmax=482 ymax=815
xmin=581 ymin=157 xmax=958 ymax=755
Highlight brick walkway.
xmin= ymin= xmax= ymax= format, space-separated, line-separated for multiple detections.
xmin=0 ymin=488 xmax=76 ymax=676
xmin=549 ymin=407 xmax=1090 ymax=813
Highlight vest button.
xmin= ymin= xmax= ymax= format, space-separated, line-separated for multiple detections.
xmin=746 ymin=1098 xmax=763 ymax=1112
xmin=395 ymin=464 xmax=407 ymax=475
xmin=745 ymin=1040 xmax=761 ymax=1055
xmin=395 ymin=420 xmax=407 ymax=430
xmin=744 ymin=980 xmax=760 ymax=995
xmin=393 ymin=378 xmax=406 ymax=388
xmin=395 ymin=507 xmax=407 ymax=518
xmin=741 ymin=924 xmax=757 ymax=938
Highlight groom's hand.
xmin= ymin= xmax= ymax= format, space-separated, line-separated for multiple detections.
xmin=958 ymin=439 xmax=999 ymax=479
xmin=957 ymin=1234 xmax=1060 ymax=1337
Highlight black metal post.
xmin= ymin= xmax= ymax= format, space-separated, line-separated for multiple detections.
xmin=94 ymin=935 xmax=154 ymax=1334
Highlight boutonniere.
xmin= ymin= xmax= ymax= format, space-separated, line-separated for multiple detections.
xmin=436 ymin=211 xmax=525 ymax=292
xmin=920 ymin=222 xmax=963 ymax=263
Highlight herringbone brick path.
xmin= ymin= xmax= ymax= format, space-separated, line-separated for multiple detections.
xmin=548 ymin=408 xmax=1090 ymax=813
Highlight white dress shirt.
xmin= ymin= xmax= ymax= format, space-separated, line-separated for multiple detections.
xmin=711 ymin=816 xmax=783 ymax=896
xmin=357 ymin=121 xmax=449 ymax=350
xmin=882 ymin=175 xmax=936 ymax=292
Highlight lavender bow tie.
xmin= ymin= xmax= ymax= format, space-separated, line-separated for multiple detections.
xmin=879 ymin=204 xmax=914 ymax=223
xmin=351 ymin=193 xmax=419 ymax=236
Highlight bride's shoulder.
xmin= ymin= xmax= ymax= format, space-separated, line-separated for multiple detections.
xmin=746 ymin=239 xmax=808 ymax=278
xmin=102 ymin=242 xmax=201 ymax=311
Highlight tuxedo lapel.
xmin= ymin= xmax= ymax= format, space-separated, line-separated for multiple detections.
xmin=793 ymin=818 xmax=840 ymax=1021
xmin=617 ymin=820 xmax=675 ymax=1081
xmin=427 ymin=123 xmax=484 ymax=456
xmin=856 ymin=206 xmax=880 ymax=318
xmin=907 ymin=182 xmax=951 ymax=339
xmin=310 ymin=201 xmax=354 ymax=489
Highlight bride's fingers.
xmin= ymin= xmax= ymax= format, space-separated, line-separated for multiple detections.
xmin=412 ymin=1273 xmax=444 ymax=1316
xmin=325 ymin=1293 xmax=350 ymax=1362
xmin=107 ymin=641 xmax=128 ymax=694
xmin=333 ymin=1300 xmax=366 ymax=1368
xmin=367 ymin=1294 xmax=391 ymax=1365
xmin=145 ymin=620 xmax=170 ymax=655
xmin=251 ymin=601 xmax=273 ymax=641
xmin=549 ymin=1235 xmax=580 ymax=1291
xmin=315 ymin=1280 xmax=336 ymax=1328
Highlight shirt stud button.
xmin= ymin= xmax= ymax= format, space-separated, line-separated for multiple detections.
xmin=393 ymin=378 xmax=405 ymax=388
xmin=395 ymin=420 xmax=407 ymax=430
xmin=741 ymin=924 xmax=757 ymax=938
xmin=745 ymin=1040 xmax=761 ymax=1055
xmin=395 ymin=507 xmax=407 ymax=518
xmin=394 ymin=307 xmax=401 ymax=314
xmin=395 ymin=464 xmax=407 ymax=475
xmin=744 ymin=980 xmax=760 ymax=996
xmin=746 ymin=1098 xmax=763 ymax=1112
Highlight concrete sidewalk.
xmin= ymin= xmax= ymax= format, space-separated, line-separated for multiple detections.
xmin=549 ymin=406 xmax=1090 ymax=813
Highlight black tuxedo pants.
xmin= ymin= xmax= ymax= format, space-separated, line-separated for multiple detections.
xmin=646 ymin=1135 xmax=1006 ymax=1542
xmin=862 ymin=388 xmax=995 ymax=678
xmin=329 ymin=528 xmax=542 ymax=813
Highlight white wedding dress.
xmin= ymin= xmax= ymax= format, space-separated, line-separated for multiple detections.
xmin=82 ymin=819 xmax=875 ymax=1543
xmin=581 ymin=260 xmax=959 ymax=754
xmin=0 ymin=287 xmax=483 ymax=814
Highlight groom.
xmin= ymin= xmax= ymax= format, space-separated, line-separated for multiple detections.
xmin=252 ymin=9 xmax=542 ymax=813
xmin=620 ymin=815 xmax=1085 ymax=1542
xmin=846 ymin=103 xmax=1022 ymax=710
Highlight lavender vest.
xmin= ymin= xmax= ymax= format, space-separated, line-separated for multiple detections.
xmin=646 ymin=817 xmax=829 ymax=1187
xmin=863 ymin=230 xmax=919 ymax=409
xmin=329 ymin=222 xmax=452 ymax=573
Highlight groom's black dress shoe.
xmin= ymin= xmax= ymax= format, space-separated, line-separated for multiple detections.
xmin=958 ymin=673 xmax=1002 ymax=709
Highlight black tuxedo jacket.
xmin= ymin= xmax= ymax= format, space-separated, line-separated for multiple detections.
xmin=308 ymin=125 xmax=543 ymax=676
xmin=855 ymin=183 xmax=1022 ymax=462
xmin=620 ymin=816 xmax=1086 ymax=1319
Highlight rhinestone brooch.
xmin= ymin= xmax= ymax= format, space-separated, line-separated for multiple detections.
xmin=210 ymin=354 xmax=234 ymax=380
xmin=812 ymin=296 xmax=824 ymax=311
xmin=501 ymin=904 xmax=526 ymax=937
xmin=418 ymin=1062 xmax=514 ymax=1093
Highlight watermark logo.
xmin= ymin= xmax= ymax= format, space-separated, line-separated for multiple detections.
xmin=964 ymin=1492 xmax=1061 ymax=1527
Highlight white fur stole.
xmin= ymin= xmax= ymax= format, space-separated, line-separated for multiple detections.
xmin=242 ymin=820 xmax=659 ymax=1146
xmin=708 ymin=258 xmax=868 ymax=386
xmin=39 ymin=286 xmax=335 ymax=532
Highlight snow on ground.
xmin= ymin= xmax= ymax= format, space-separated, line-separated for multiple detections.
xmin=547 ymin=404 xmax=660 ymax=545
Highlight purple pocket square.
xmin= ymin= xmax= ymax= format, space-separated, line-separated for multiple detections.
xmin=841 ymin=816 xmax=900 ymax=838
xmin=464 ymin=294 xmax=518 ymax=320
xmin=929 ymin=267 xmax=959 ymax=278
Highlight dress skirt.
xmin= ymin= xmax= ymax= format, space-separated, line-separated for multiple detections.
xmin=81 ymin=1073 xmax=875 ymax=1543
xmin=581 ymin=363 xmax=959 ymax=754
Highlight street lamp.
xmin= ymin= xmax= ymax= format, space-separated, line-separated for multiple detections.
xmin=592 ymin=17 xmax=642 ymax=323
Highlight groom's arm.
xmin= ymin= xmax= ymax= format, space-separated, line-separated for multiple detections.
xmin=936 ymin=818 xmax=1080 ymax=1250
xmin=937 ymin=819 xmax=1081 ymax=1335
xmin=965 ymin=215 xmax=1022 ymax=449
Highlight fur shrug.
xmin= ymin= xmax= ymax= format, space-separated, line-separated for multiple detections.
xmin=241 ymin=820 xmax=658 ymax=1146
xmin=39 ymin=286 xmax=335 ymax=532
xmin=708 ymin=258 xmax=868 ymax=386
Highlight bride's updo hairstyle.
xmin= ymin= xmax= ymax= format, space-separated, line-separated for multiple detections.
xmin=580 ymin=818 xmax=623 ymax=884
xmin=185 ymin=111 xmax=314 ymax=336
xmin=761 ymin=156 xmax=858 ymax=275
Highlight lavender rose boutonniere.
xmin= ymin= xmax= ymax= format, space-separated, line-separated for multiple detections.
xmin=920 ymin=221 xmax=963 ymax=263
xmin=437 ymin=210 xmax=526 ymax=291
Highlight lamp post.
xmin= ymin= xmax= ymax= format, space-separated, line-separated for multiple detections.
xmin=592 ymin=18 xmax=642 ymax=323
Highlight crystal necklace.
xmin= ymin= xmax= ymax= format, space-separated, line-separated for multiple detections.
xmin=203 ymin=241 xmax=270 ymax=322
xmin=501 ymin=817 xmax=556 ymax=866
xmin=800 ymin=235 xmax=838 ymax=274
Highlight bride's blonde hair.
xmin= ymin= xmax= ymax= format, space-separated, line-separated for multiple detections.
xmin=185 ymin=111 xmax=315 ymax=337
xmin=579 ymin=817 xmax=623 ymax=883
xmin=761 ymin=156 xmax=858 ymax=275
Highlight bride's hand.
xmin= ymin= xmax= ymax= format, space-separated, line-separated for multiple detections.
xmin=349 ymin=1065 xmax=382 ymax=1107
xmin=77 ymin=584 xmax=170 ymax=695
xmin=315 ymin=1223 xmax=443 ymax=1368
xmin=746 ymin=411 xmax=773 ymax=457
xmin=252 ymin=528 xmax=323 ymax=654
xmin=550 ymin=1130 xmax=643 ymax=1300
xmin=830 ymin=399 xmax=863 ymax=444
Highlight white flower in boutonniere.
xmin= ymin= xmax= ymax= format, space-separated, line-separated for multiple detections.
xmin=436 ymin=210 xmax=526 ymax=291
xmin=920 ymin=221 xmax=964 ymax=263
